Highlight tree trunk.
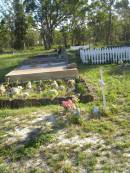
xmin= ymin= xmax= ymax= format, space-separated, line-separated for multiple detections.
xmin=107 ymin=9 xmax=112 ymax=44
xmin=41 ymin=28 xmax=54 ymax=50
xmin=107 ymin=0 xmax=114 ymax=45
xmin=41 ymin=30 xmax=48 ymax=49
xmin=61 ymin=27 xmax=68 ymax=47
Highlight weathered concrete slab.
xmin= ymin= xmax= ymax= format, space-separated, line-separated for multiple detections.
xmin=6 ymin=65 xmax=78 ymax=81
xmin=5 ymin=54 xmax=78 ymax=82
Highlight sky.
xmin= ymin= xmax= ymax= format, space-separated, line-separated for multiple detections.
xmin=0 ymin=0 xmax=13 ymax=19
xmin=0 ymin=0 xmax=7 ymax=18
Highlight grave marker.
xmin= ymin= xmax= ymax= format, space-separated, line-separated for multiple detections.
xmin=99 ymin=68 xmax=106 ymax=110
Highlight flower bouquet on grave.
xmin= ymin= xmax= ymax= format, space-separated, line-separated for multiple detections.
xmin=61 ymin=97 xmax=80 ymax=117
xmin=61 ymin=99 xmax=81 ymax=124
xmin=62 ymin=99 xmax=76 ymax=112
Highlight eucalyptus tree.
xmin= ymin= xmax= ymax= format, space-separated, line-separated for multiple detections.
xmin=87 ymin=1 xmax=108 ymax=44
xmin=104 ymin=0 xmax=115 ymax=44
xmin=0 ymin=0 xmax=28 ymax=50
xmin=115 ymin=0 xmax=130 ymax=43
xmin=67 ymin=0 xmax=88 ymax=45
xmin=0 ymin=19 xmax=11 ymax=52
xmin=25 ymin=0 xmax=68 ymax=49
xmin=25 ymin=0 xmax=89 ymax=49
xmin=0 ymin=0 xmax=15 ymax=50
xmin=89 ymin=0 xmax=116 ymax=45
xmin=14 ymin=0 xmax=28 ymax=49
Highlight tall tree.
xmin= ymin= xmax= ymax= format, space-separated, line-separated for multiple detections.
xmin=88 ymin=0 xmax=116 ymax=45
xmin=25 ymin=0 xmax=67 ymax=49
xmin=61 ymin=26 xmax=68 ymax=47
xmin=105 ymin=0 xmax=115 ymax=44
xmin=0 ymin=19 xmax=11 ymax=52
xmin=115 ymin=0 xmax=130 ymax=43
xmin=25 ymin=0 xmax=88 ymax=49
xmin=0 ymin=0 xmax=14 ymax=50
xmin=14 ymin=0 xmax=28 ymax=49
xmin=68 ymin=0 xmax=88 ymax=45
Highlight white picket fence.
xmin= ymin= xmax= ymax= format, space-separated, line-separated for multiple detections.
xmin=80 ymin=47 xmax=130 ymax=64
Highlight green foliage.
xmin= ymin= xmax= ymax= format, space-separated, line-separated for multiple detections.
xmin=0 ymin=132 xmax=55 ymax=161
xmin=15 ymin=132 xmax=55 ymax=160
xmin=81 ymin=119 xmax=116 ymax=135
xmin=0 ymin=163 xmax=10 ymax=173
xmin=76 ymin=83 xmax=86 ymax=94
xmin=25 ymin=133 xmax=55 ymax=149
xmin=69 ymin=114 xmax=80 ymax=125
xmin=1 ymin=0 xmax=130 ymax=49
xmin=14 ymin=0 xmax=28 ymax=49
xmin=0 ymin=19 xmax=11 ymax=52
xmin=115 ymin=141 xmax=130 ymax=150
xmin=25 ymin=28 xmax=40 ymax=48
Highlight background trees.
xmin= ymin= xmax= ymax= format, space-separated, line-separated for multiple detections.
xmin=25 ymin=0 xmax=68 ymax=49
xmin=13 ymin=0 xmax=28 ymax=49
xmin=115 ymin=0 xmax=130 ymax=44
xmin=0 ymin=19 xmax=11 ymax=52
xmin=0 ymin=0 xmax=130 ymax=51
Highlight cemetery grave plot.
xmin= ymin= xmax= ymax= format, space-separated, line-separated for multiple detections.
xmin=0 ymin=77 xmax=97 ymax=108
xmin=5 ymin=53 xmax=78 ymax=81
xmin=0 ymin=52 xmax=96 ymax=108
xmin=0 ymin=51 xmax=130 ymax=172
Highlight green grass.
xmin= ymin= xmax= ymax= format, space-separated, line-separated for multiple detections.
xmin=0 ymin=49 xmax=129 ymax=172
xmin=0 ymin=132 xmax=55 ymax=161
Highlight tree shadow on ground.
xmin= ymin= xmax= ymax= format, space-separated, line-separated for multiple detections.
xmin=108 ymin=64 xmax=130 ymax=76
xmin=78 ymin=64 xmax=101 ymax=73
xmin=0 ymin=114 xmax=65 ymax=162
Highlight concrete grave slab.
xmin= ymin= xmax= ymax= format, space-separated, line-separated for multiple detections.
xmin=5 ymin=53 xmax=78 ymax=82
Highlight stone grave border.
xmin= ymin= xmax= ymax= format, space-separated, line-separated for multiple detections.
xmin=0 ymin=77 xmax=96 ymax=108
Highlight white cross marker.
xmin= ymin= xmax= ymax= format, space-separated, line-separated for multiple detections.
xmin=99 ymin=68 xmax=106 ymax=110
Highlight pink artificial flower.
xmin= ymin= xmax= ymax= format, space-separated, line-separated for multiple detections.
xmin=62 ymin=99 xmax=75 ymax=110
